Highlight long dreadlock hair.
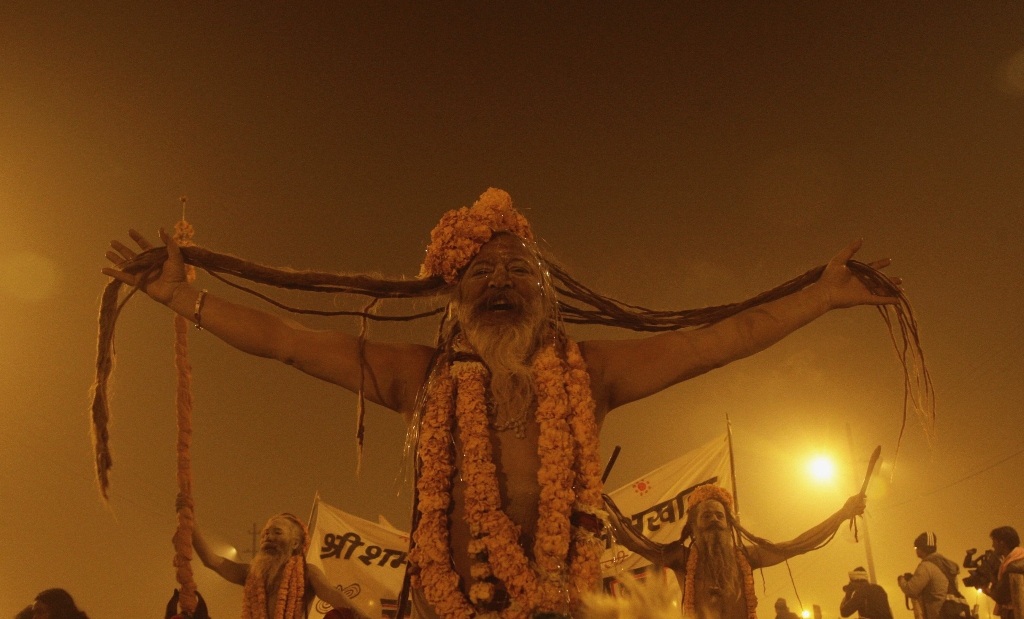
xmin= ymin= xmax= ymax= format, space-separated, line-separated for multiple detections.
xmin=90 ymin=241 xmax=932 ymax=498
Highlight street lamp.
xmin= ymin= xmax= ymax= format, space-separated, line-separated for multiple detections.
xmin=807 ymin=455 xmax=837 ymax=483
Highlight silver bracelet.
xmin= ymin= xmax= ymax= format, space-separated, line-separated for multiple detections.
xmin=193 ymin=289 xmax=209 ymax=330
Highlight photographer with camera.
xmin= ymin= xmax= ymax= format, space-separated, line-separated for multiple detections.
xmin=841 ymin=566 xmax=893 ymax=619
xmin=983 ymin=526 xmax=1024 ymax=619
xmin=898 ymin=532 xmax=969 ymax=619
xmin=964 ymin=546 xmax=1002 ymax=591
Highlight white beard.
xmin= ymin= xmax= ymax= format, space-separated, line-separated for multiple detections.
xmin=250 ymin=549 xmax=289 ymax=591
xmin=457 ymin=296 xmax=545 ymax=429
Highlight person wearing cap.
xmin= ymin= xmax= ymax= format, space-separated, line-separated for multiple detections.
xmin=841 ymin=567 xmax=893 ymax=619
xmin=191 ymin=513 xmax=357 ymax=619
xmin=898 ymin=532 xmax=963 ymax=619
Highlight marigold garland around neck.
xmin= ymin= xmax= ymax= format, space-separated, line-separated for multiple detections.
xmin=408 ymin=336 xmax=604 ymax=619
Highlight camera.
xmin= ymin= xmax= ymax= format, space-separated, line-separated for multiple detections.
xmin=963 ymin=548 xmax=1001 ymax=590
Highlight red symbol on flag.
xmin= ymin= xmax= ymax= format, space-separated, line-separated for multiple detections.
xmin=632 ymin=479 xmax=652 ymax=496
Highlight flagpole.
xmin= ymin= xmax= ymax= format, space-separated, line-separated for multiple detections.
xmin=726 ymin=413 xmax=740 ymax=517
xmin=307 ymin=490 xmax=321 ymax=533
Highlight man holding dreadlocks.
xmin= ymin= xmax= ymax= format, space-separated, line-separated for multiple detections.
xmin=189 ymin=511 xmax=357 ymax=619
xmin=605 ymin=484 xmax=865 ymax=619
xmin=103 ymin=188 xmax=904 ymax=619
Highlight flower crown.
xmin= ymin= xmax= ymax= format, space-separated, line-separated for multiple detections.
xmin=419 ymin=188 xmax=534 ymax=283
xmin=685 ymin=483 xmax=735 ymax=512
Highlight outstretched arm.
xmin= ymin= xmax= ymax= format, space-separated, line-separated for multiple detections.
xmin=307 ymin=563 xmax=359 ymax=613
xmin=103 ymin=229 xmax=435 ymax=414
xmin=603 ymin=494 xmax=687 ymax=569
xmin=192 ymin=525 xmax=249 ymax=586
xmin=581 ymin=240 xmax=902 ymax=413
xmin=747 ymin=493 xmax=865 ymax=569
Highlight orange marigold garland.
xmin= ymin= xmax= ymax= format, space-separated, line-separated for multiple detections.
xmin=410 ymin=337 xmax=604 ymax=618
xmin=408 ymin=365 xmax=475 ymax=619
xmin=531 ymin=344 xmax=577 ymax=609
xmin=563 ymin=340 xmax=605 ymax=604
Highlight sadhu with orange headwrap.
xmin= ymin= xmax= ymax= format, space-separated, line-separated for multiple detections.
xmin=605 ymin=484 xmax=865 ymax=619
xmin=100 ymin=189 xmax=927 ymax=619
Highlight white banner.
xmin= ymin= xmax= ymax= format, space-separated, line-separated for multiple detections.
xmin=600 ymin=434 xmax=732 ymax=594
xmin=305 ymin=499 xmax=409 ymax=619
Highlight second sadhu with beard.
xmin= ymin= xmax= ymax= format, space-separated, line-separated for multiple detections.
xmin=605 ymin=485 xmax=866 ymax=619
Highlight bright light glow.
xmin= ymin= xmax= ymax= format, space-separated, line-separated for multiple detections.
xmin=807 ymin=456 xmax=837 ymax=483
xmin=801 ymin=611 xmax=811 ymax=618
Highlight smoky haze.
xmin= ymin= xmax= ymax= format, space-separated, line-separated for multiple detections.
xmin=0 ymin=3 xmax=1021 ymax=618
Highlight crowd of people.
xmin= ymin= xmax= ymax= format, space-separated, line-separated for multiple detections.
xmin=17 ymin=523 xmax=1021 ymax=619
xmin=830 ymin=526 xmax=1024 ymax=619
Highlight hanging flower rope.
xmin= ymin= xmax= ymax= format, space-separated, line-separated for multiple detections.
xmin=170 ymin=197 xmax=199 ymax=617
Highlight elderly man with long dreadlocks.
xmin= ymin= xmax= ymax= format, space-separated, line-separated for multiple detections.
xmin=100 ymin=188 xmax=922 ymax=619
xmin=189 ymin=511 xmax=357 ymax=619
xmin=605 ymin=484 xmax=865 ymax=619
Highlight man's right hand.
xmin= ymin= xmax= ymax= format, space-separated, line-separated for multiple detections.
xmin=103 ymin=228 xmax=191 ymax=305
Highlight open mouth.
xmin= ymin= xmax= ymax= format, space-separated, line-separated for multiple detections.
xmin=484 ymin=293 xmax=519 ymax=312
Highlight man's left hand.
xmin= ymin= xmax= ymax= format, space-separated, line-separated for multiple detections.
xmin=816 ymin=239 xmax=903 ymax=309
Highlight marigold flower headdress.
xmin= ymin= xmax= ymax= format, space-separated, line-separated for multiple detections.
xmin=685 ymin=484 xmax=735 ymax=512
xmin=419 ymin=187 xmax=534 ymax=283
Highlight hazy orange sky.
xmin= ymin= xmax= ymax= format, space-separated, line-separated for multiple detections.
xmin=1 ymin=3 xmax=1022 ymax=617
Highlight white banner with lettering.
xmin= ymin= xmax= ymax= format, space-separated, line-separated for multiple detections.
xmin=600 ymin=434 xmax=732 ymax=593
xmin=305 ymin=499 xmax=409 ymax=619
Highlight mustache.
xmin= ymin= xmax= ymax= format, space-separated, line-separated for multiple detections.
xmin=472 ymin=289 xmax=525 ymax=314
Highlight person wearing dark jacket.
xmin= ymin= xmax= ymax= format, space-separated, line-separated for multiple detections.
xmin=841 ymin=566 xmax=893 ymax=619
